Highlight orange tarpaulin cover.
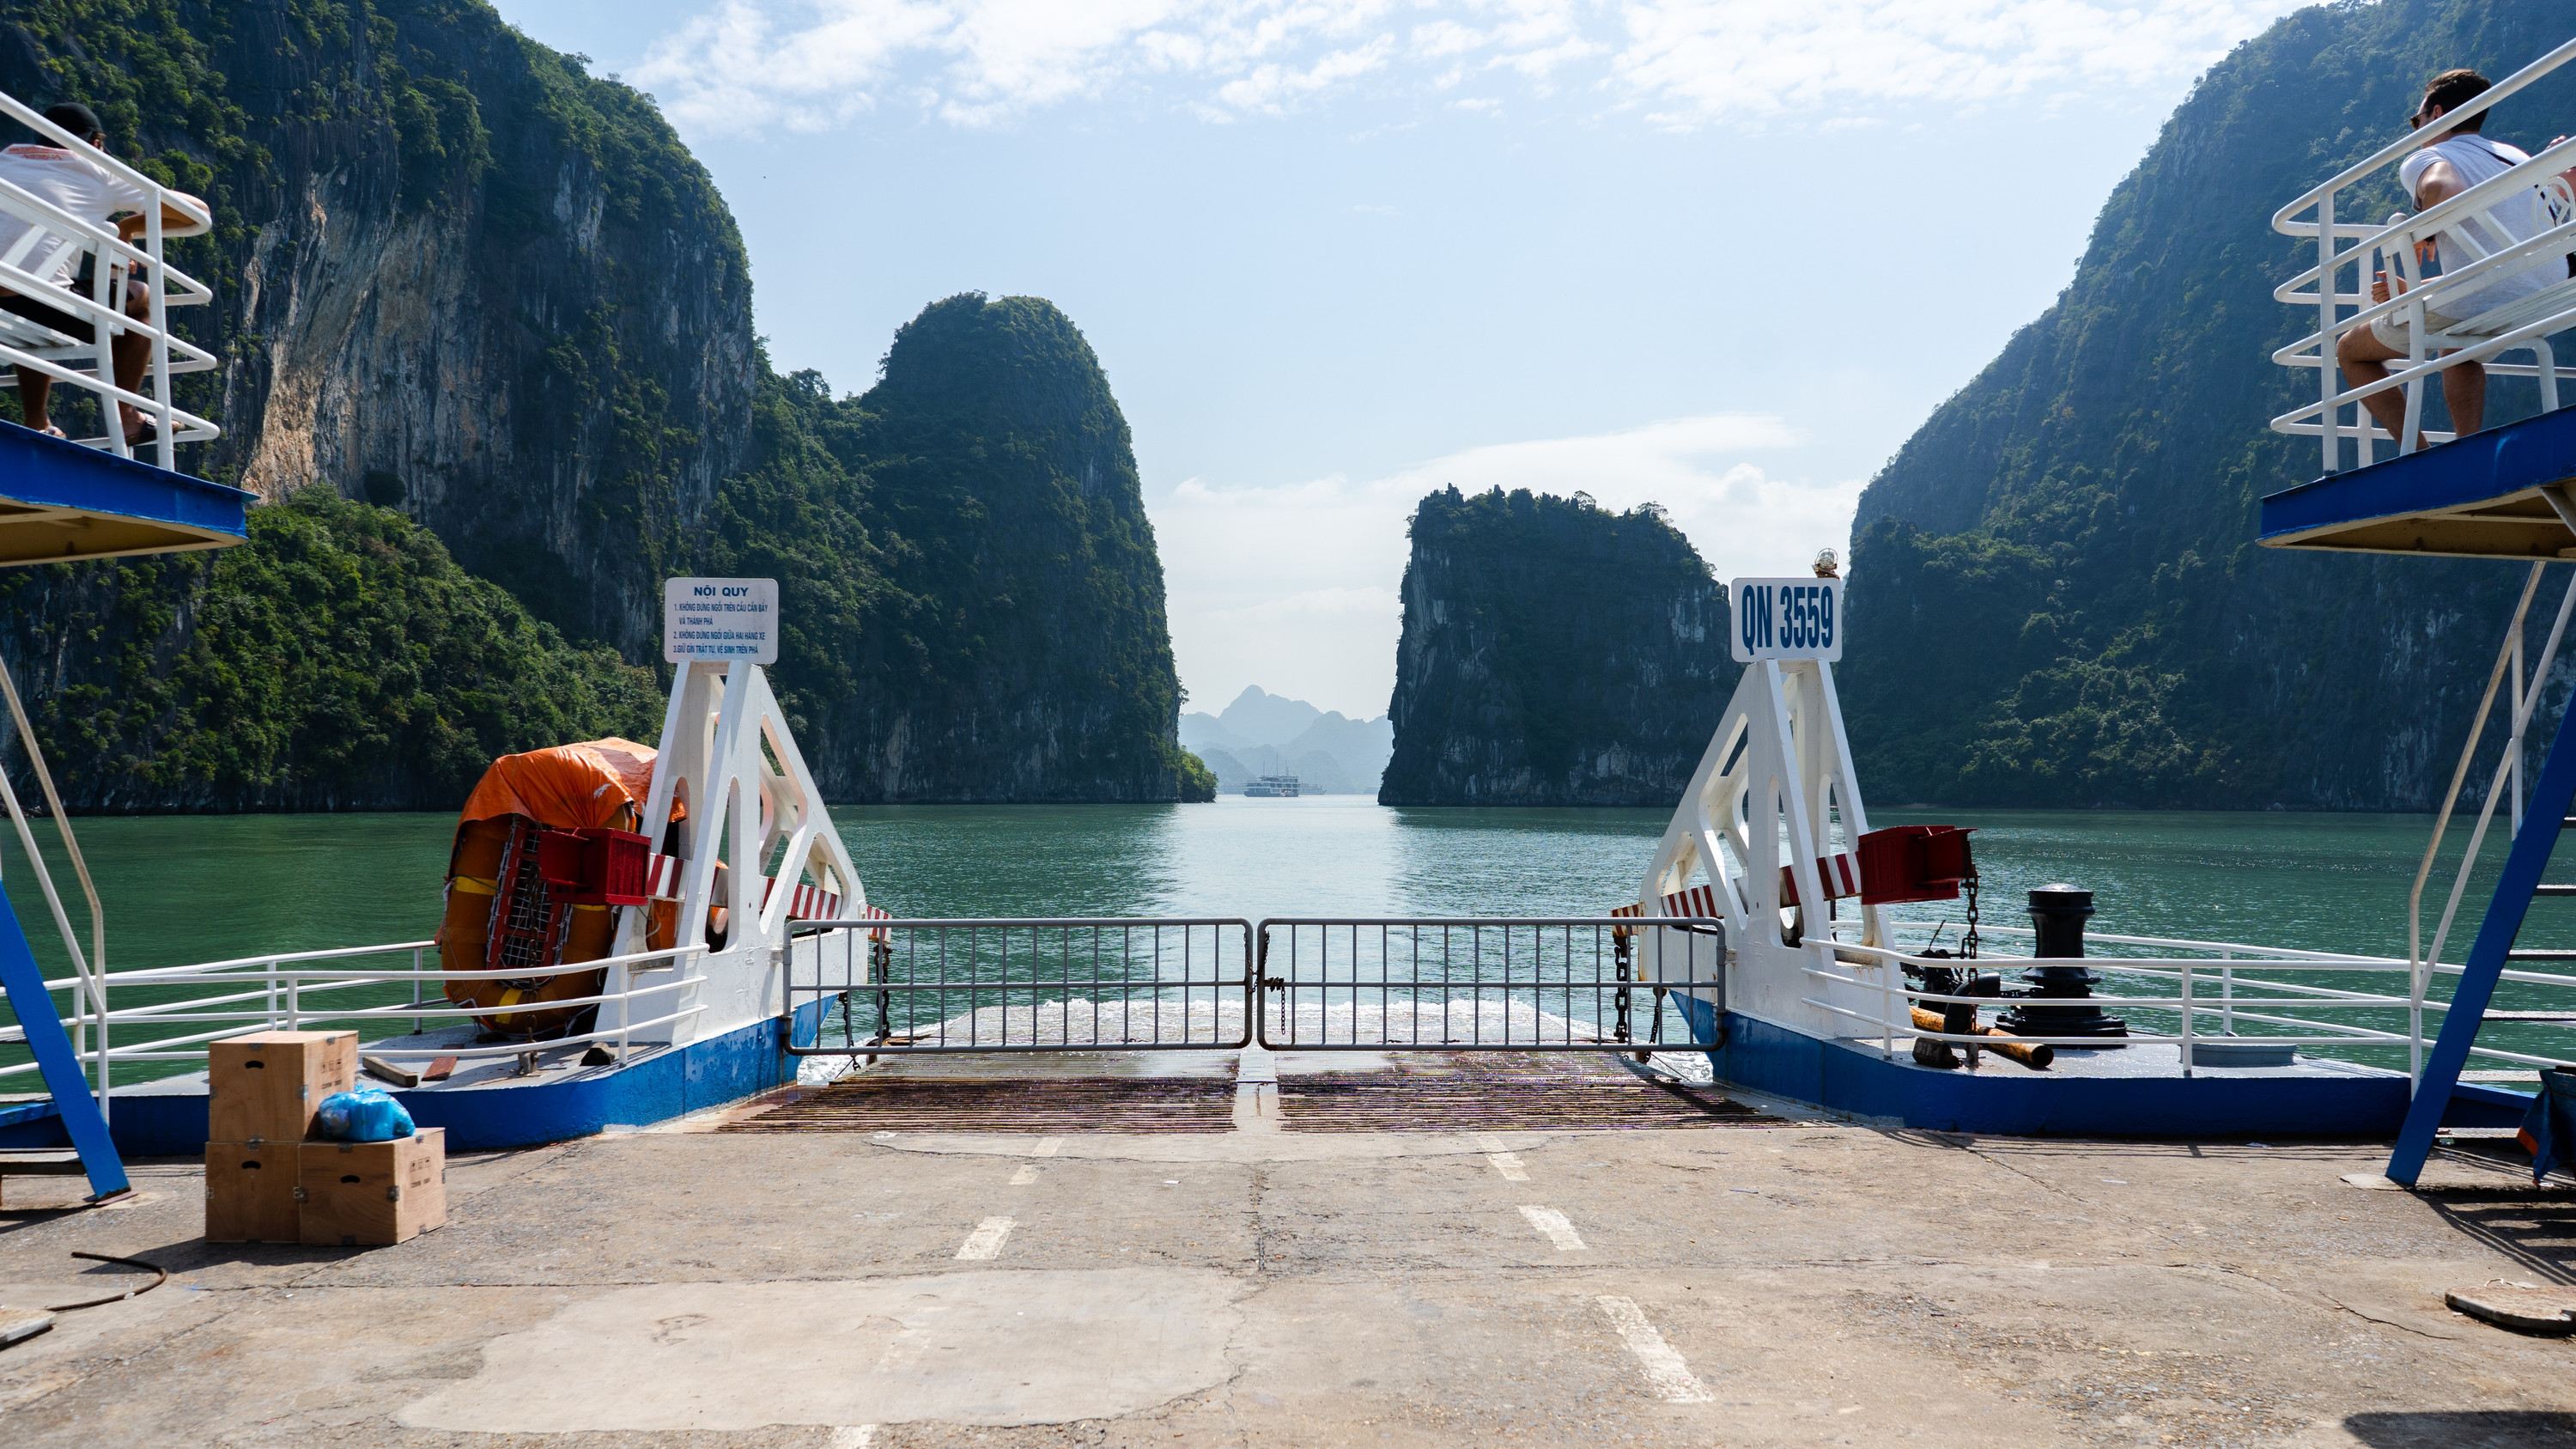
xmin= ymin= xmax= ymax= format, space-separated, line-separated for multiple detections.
xmin=455 ymin=738 xmax=677 ymax=831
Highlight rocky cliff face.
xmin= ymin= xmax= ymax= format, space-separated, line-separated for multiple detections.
xmin=727 ymin=295 xmax=1190 ymax=802
xmin=1842 ymin=0 xmax=2576 ymax=809
xmin=0 ymin=3 xmax=1193 ymax=807
xmin=1381 ymin=488 xmax=1735 ymax=806
xmin=4 ymin=0 xmax=752 ymax=655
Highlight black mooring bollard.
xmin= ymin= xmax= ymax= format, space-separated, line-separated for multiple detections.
xmin=1997 ymin=884 xmax=2129 ymax=1043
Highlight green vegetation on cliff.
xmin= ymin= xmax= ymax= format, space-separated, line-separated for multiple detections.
xmin=704 ymin=295 xmax=1189 ymax=801
xmin=1844 ymin=0 xmax=2576 ymax=809
xmin=1381 ymin=487 xmax=1735 ymax=806
xmin=0 ymin=3 xmax=1196 ymax=807
xmin=0 ymin=491 xmax=657 ymax=810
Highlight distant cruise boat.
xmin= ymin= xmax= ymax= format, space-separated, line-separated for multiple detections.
xmin=1242 ymin=774 xmax=1301 ymax=798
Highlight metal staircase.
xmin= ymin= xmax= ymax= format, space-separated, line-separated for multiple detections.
xmin=0 ymin=891 xmax=124 ymax=1200
xmin=2388 ymin=697 xmax=2576 ymax=1186
xmin=0 ymin=661 xmax=125 ymax=1202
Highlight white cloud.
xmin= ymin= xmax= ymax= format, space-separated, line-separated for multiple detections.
xmin=632 ymin=0 xmax=2307 ymax=136
xmin=1607 ymin=0 xmax=2305 ymax=126
xmin=1156 ymin=412 xmax=1860 ymax=717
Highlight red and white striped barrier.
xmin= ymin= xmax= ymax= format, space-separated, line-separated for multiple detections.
xmin=1611 ymin=883 xmax=1728 ymax=922
xmin=1612 ymin=853 xmax=1862 ymax=926
xmin=640 ymin=850 xmax=858 ymax=923
xmin=1777 ymin=852 xmax=1859 ymax=908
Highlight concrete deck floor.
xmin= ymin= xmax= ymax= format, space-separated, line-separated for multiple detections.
xmin=3 ymin=1049 xmax=2575 ymax=1447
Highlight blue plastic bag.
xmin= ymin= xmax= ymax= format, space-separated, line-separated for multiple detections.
xmin=315 ymin=1087 xmax=415 ymax=1142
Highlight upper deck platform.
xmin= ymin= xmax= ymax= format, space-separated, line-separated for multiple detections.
xmin=2259 ymin=403 xmax=2576 ymax=557
xmin=2266 ymin=36 xmax=2576 ymax=523
xmin=0 ymin=417 xmax=246 ymax=563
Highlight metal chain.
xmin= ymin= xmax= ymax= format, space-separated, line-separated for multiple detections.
xmin=1613 ymin=934 xmax=1634 ymax=1044
xmin=1962 ymin=875 xmax=1982 ymax=960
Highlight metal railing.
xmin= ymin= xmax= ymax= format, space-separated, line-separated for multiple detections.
xmin=2407 ymin=563 xmax=2574 ymax=1080
xmin=788 ymin=918 xmax=1255 ymax=1055
xmin=0 ymin=936 xmax=725 ymax=1087
xmin=1256 ymin=917 xmax=1725 ymax=1051
xmin=2270 ymin=36 xmax=2576 ymax=472
xmin=1823 ymin=919 xmax=2576 ymax=1081
xmin=0 ymin=90 xmax=219 ymax=468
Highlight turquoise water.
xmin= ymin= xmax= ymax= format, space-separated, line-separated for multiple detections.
xmin=0 ymin=801 xmax=2549 ymax=1081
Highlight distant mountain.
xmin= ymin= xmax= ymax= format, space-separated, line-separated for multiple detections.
xmin=1180 ymin=686 xmax=1393 ymax=794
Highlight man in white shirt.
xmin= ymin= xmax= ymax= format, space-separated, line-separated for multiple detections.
xmin=0 ymin=102 xmax=203 ymax=445
xmin=2335 ymin=69 xmax=2564 ymax=444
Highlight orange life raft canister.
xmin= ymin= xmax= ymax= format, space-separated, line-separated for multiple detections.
xmin=439 ymin=738 xmax=683 ymax=1041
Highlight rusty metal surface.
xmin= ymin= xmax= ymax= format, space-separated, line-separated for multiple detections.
xmin=720 ymin=1074 xmax=1242 ymax=1134
xmin=1275 ymin=1069 xmax=1781 ymax=1131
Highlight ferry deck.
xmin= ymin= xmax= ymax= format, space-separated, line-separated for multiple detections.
xmin=10 ymin=39 xmax=2576 ymax=1448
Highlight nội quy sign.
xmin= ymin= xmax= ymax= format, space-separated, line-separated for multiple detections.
xmin=663 ymin=577 xmax=780 ymax=665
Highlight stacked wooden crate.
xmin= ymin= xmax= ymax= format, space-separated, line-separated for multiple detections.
xmin=203 ymin=1030 xmax=446 ymax=1246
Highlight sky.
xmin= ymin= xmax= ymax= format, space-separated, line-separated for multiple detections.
xmin=500 ymin=0 xmax=2312 ymax=720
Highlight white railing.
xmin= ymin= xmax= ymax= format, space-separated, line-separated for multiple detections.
xmin=0 ymin=89 xmax=219 ymax=469
xmin=0 ymin=937 xmax=726 ymax=1089
xmin=1819 ymin=920 xmax=2576 ymax=1081
xmin=2407 ymin=563 xmax=2574 ymax=1080
xmin=2270 ymin=36 xmax=2576 ymax=472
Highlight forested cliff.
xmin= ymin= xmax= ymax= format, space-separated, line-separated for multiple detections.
xmin=1380 ymin=488 xmax=1735 ymax=806
xmin=1844 ymin=0 xmax=2576 ymax=809
xmin=0 ymin=0 xmax=1191 ymax=807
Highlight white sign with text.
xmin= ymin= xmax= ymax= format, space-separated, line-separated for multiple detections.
xmin=663 ymin=577 xmax=780 ymax=665
xmin=1729 ymin=577 xmax=1843 ymax=663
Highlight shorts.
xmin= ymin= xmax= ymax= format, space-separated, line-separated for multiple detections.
xmin=2369 ymin=305 xmax=2462 ymax=351
xmin=0 ymin=274 xmax=144 ymax=347
xmin=0 ymin=287 xmax=100 ymax=344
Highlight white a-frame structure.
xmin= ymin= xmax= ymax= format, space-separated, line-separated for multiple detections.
xmin=606 ymin=658 xmax=867 ymax=1048
xmin=1637 ymin=578 xmax=1889 ymax=1035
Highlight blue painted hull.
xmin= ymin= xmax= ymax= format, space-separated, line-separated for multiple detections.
xmin=1 ymin=995 xmax=830 ymax=1156
xmin=1694 ymin=1008 xmax=2520 ymax=1137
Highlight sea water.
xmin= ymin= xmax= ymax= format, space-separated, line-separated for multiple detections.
xmin=0 ymin=801 xmax=2535 ymax=1082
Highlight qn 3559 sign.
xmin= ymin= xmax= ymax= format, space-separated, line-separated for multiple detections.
xmin=1730 ymin=577 xmax=1842 ymax=663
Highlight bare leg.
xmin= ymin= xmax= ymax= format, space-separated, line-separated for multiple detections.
xmin=14 ymin=365 xmax=51 ymax=435
xmin=113 ymin=279 xmax=151 ymax=441
xmin=2337 ymin=326 xmax=2412 ymax=440
xmin=2443 ymin=356 xmax=2486 ymax=437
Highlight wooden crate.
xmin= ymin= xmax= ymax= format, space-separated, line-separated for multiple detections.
xmin=296 ymin=1129 xmax=446 ymax=1247
xmin=204 ymin=1141 xmax=301 ymax=1243
xmin=209 ymin=1030 xmax=357 ymax=1143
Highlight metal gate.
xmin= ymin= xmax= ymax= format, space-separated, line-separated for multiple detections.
xmin=1255 ymin=917 xmax=1725 ymax=1050
xmin=788 ymin=917 xmax=1254 ymax=1055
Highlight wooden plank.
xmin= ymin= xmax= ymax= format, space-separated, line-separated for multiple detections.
xmin=0 ymin=1308 xmax=53 ymax=1349
xmin=0 ymin=1149 xmax=86 ymax=1175
xmin=361 ymin=1055 xmax=420 ymax=1088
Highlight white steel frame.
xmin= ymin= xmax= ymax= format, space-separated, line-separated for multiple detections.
xmin=0 ymin=661 xmax=872 ymax=1099
xmin=2271 ymin=35 xmax=2576 ymax=472
xmin=0 ymin=89 xmax=219 ymax=468
xmin=1632 ymin=605 xmax=2576 ymax=1081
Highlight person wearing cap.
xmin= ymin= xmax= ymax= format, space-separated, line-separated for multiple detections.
xmin=0 ymin=101 xmax=205 ymax=446
xmin=2335 ymin=69 xmax=2564 ymax=445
